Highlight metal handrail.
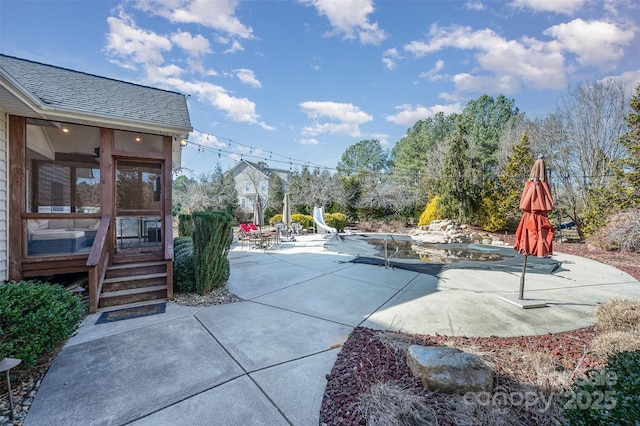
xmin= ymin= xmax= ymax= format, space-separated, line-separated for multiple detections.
xmin=383 ymin=234 xmax=399 ymax=268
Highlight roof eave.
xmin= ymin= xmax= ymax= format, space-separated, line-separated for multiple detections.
xmin=0 ymin=67 xmax=192 ymax=136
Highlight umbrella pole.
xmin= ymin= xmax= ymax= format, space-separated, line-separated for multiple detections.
xmin=519 ymin=255 xmax=528 ymax=300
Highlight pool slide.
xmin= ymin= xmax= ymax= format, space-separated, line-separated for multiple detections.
xmin=313 ymin=206 xmax=337 ymax=235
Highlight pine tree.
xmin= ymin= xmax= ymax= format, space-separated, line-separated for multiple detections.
xmin=496 ymin=134 xmax=535 ymax=230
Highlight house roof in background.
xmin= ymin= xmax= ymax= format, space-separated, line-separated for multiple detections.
xmin=229 ymin=159 xmax=290 ymax=180
xmin=0 ymin=54 xmax=192 ymax=135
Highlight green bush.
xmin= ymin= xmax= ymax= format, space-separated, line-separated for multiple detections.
xmin=178 ymin=213 xmax=193 ymax=237
xmin=326 ymin=212 xmax=348 ymax=231
xmin=563 ymin=350 xmax=640 ymax=425
xmin=174 ymin=236 xmax=192 ymax=250
xmin=173 ymin=251 xmax=196 ymax=293
xmin=0 ymin=280 xmax=84 ymax=368
xmin=192 ymin=212 xmax=233 ymax=294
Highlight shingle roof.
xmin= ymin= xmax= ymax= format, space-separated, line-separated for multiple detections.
xmin=0 ymin=54 xmax=191 ymax=132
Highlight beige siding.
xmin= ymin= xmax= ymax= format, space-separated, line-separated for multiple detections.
xmin=0 ymin=110 xmax=7 ymax=281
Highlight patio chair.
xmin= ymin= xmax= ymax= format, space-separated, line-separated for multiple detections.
xmin=290 ymin=222 xmax=303 ymax=235
xmin=274 ymin=222 xmax=294 ymax=242
xmin=238 ymin=224 xmax=265 ymax=249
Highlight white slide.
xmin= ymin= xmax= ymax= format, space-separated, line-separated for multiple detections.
xmin=313 ymin=206 xmax=337 ymax=235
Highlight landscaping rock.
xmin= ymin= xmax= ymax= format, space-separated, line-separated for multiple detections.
xmin=406 ymin=345 xmax=493 ymax=394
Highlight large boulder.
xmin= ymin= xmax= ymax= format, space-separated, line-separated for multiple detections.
xmin=406 ymin=345 xmax=493 ymax=394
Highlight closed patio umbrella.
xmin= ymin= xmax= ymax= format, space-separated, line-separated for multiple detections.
xmin=253 ymin=196 xmax=264 ymax=227
xmin=283 ymin=193 xmax=292 ymax=226
xmin=514 ymin=155 xmax=555 ymax=299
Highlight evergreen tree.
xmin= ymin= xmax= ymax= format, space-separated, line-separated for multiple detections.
xmin=496 ymin=134 xmax=535 ymax=230
xmin=438 ymin=122 xmax=477 ymax=222
xmin=266 ymin=173 xmax=285 ymax=219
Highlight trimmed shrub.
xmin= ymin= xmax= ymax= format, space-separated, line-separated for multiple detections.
xmin=173 ymin=251 xmax=196 ymax=293
xmin=326 ymin=212 xmax=348 ymax=231
xmin=563 ymin=350 xmax=640 ymax=425
xmin=418 ymin=195 xmax=442 ymax=227
xmin=0 ymin=280 xmax=84 ymax=368
xmin=192 ymin=211 xmax=233 ymax=294
xmin=174 ymin=236 xmax=193 ymax=251
xmin=173 ymin=236 xmax=195 ymax=293
xmin=178 ymin=213 xmax=193 ymax=237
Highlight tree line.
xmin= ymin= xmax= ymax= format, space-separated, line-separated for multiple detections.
xmin=174 ymin=79 xmax=639 ymax=238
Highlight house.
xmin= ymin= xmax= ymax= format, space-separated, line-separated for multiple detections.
xmin=228 ymin=159 xmax=290 ymax=214
xmin=0 ymin=54 xmax=192 ymax=312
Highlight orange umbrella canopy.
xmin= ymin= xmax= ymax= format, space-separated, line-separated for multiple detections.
xmin=514 ymin=157 xmax=555 ymax=257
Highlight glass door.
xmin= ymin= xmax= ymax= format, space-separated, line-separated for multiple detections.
xmin=115 ymin=160 xmax=163 ymax=254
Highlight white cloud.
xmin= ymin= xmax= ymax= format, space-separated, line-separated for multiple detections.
xmin=235 ymin=69 xmax=262 ymax=88
xmin=602 ymin=69 xmax=640 ymax=97
xmin=382 ymin=48 xmax=400 ymax=70
xmin=300 ymin=138 xmax=320 ymax=145
xmin=402 ymin=23 xmax=598 ymax=93
xmin=419 ymin=59 xmax=445 ymax=80
xmin=170 ymin=31 xmax=211 ymax=57
xmin=157 ymin=77 xmax=273 ymax=130
xmin=146 ymin=64 xmax=184 ymax=80
xmin=105 ymin=9 xmax=172 ymax=66
xmin=223 ymin=40 xmax=245 ymax=54
xmin=509 ymin=0 xmax=590 ymax=15
xmin=300 ymin=101 xmax=373 ymax=137
xmin=544 ymin=19 xmax=634 ymax=68
xmin=301 ymin=0 xmax=388 ymax=45
xmin=189 ymin=130 xmax=225 ymax=148
xmin=465 ymin=1 xmax=485 ymax=11
xmin=386 ymin=103 xmax=462 ymax=126
xmin=134 ymin=0 xmax=253 ymax=39
xmin=370 ymin=133 xmax=390 ymax=146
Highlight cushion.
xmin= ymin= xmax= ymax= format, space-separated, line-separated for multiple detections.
xmin=35 ymin=219 xmax=49 ymax=230
xmin=73 ymin=219 xmax=99 ymax=230
xmin=30 ymin=230 xmax=85 ymax=241
xmin=48 ymin=219 xmax=72 ymax=229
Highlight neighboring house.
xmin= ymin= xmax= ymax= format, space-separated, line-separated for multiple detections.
xmin=0 ymin=54 xmax=192 ymax=312
xmin=228 ymin=159 xmax=290 ymax=213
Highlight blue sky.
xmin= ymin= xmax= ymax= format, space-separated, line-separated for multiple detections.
xmin=1 ymin=0 xmax=638 ymax=177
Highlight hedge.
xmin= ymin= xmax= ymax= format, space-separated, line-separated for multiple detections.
xmin=178 ymin=213 xmax=193 ymax=237
xmin=192 ymin=211 xmax=233 ymax=294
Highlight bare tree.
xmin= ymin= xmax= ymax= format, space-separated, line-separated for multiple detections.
xmin=538 ymin=79 xmax=629 ymax=238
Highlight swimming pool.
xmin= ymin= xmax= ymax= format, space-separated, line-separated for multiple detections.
xmin=326 ymin=233 xmax=561 ymax=275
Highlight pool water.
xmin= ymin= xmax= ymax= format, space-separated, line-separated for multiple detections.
xmin=331 ymin=233 xmax=561 ymax=274
xmin=364 ymin=237 xmax=508 ymax=263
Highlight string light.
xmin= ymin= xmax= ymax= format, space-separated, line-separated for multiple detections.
xmin=180 ymin=129 xmax=337 ymax=172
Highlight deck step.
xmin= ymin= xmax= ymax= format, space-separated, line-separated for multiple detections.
xmin=104 ymin=272 xmax=167 ymax=284
xmin=98 ymin=285 xmax=167 ymax=308
xmin=107 ymin=261 xmax=166 ymax=270
xmin=98 ymin=259 xmax=170 ymax=310
xmin=105 ymin=261 xmax=167 ymax=279
xmin=100 ymin=285 xmax=167 ymax=299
